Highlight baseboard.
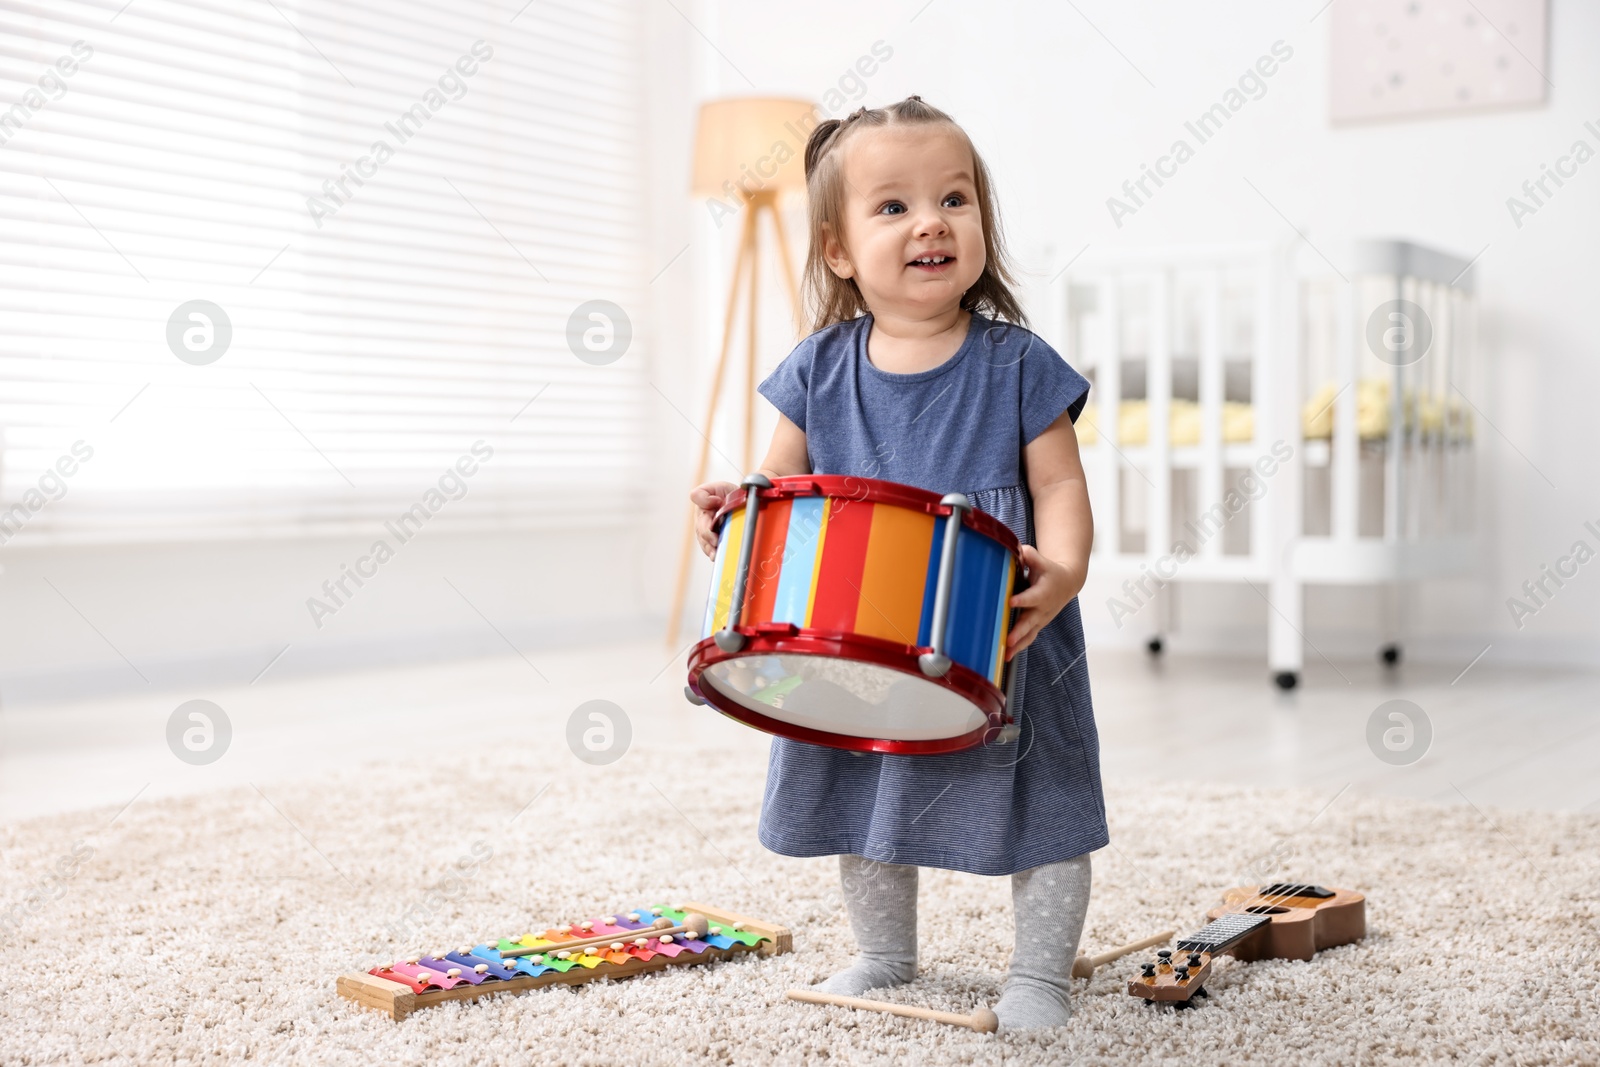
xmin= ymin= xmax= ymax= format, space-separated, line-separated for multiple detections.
xmin=0 ymin=614 xmax=665 ymax=708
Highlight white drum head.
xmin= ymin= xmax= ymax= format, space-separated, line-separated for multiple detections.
xmin=698 ymin=653 xmax=987 ymax=742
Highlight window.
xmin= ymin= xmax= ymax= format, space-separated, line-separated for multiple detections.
xmin=0 ymin=0 xmax=646 ymax=543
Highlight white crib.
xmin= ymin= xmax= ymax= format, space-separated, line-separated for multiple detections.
xmin=1054 ymin=239 xmax=1479 ymax=687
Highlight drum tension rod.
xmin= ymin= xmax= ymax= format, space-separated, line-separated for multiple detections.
xmin=714 ymin=472 xmax=773 ymax=654
xmin=918 ymin=493 xmax=970 ymax=680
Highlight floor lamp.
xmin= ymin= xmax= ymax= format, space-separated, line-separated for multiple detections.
xmin=666 ymin=98 xmax=814 ymax=650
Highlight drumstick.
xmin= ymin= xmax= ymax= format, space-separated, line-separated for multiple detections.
xmin=786 ymin=989 xmax=999 ymax=1033
xmin=1070 ymin=929 xmax=1176 ymax=979
xmin=500 ymin=912 xmax=711 ymax=960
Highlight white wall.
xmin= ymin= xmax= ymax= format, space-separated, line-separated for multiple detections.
xmin=656 ymin=0 xmax=1600 ymax=669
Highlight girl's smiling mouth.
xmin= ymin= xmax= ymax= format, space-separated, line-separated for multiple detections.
xmin=907 ymin=252 xmax=955 ymax=272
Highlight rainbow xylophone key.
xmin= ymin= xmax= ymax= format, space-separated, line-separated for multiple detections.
xmin=337 ymin=901 xmax=792 ymax=1020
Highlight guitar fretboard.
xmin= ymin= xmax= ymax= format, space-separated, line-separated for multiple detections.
xmin=1175 ymin=912 xmax=1272 ymax=954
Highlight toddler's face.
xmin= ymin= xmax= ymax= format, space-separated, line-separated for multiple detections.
xmin=823 ymin=124 xmax=986 ymax=320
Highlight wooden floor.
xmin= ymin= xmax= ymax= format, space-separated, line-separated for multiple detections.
xmin=2 ymin=638 xmax=1596 ymax=823
xmin=1089 ymin=648 xmax=1600 ymax=815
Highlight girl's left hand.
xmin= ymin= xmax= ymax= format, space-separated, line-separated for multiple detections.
xmin=1005 ymin=544 xmax=1083 ymax=661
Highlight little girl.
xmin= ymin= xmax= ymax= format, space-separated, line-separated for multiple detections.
xmin=689 ymin=96 xmax=1106 ymax=1031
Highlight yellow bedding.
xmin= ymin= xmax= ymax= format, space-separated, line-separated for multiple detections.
xmin=1075 ymin=399 xmax=1253 ymax=446
xmin=1075 ymin=379 xmax=1473 ymax=446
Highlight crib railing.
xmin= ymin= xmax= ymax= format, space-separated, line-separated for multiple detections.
xmin=1056 ymin=239 xmax=1479 ymax=686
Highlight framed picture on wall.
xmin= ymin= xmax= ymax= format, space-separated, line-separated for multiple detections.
xmin=1329 ymin=0 xmax=1550 ymax=123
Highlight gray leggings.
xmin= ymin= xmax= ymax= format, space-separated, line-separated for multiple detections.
xmin=836 ymin=851 xmax=1092 ymax=999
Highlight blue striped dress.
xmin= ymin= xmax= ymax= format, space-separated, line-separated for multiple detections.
xmin=752 ymin=312 xmax=1109 ymax=876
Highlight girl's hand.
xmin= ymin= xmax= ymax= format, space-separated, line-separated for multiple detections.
xmin=1005 ymin=544 xmax=1084 ymax=661
xmin=689 ymin=481 xmax=740 ymax=559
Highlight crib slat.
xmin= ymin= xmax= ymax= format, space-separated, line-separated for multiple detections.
xmin=1063 ymin=277 xmax=1109 ymax=559
xmin=1098 ymin=278 xmax=1121 ymax=557
xmin=1148 ymin=270 xmax=1172 ymax=567
xmin=1198 ymin=269 xmax=1224 ymax=560
xmin=1383 ymin=274 xmax=1407 ymax=543
xmin=1250 ymin=256 xmax=1274 ymax=575
xmin=1266 ymin=246 xmax=1303 ymax=677
xmin=1333 ymin=279 xmax=1359 ymax=543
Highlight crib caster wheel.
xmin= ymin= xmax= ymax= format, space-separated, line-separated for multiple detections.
xmin=1147 ymin=637 xmax=1164 ymax=655
xmin=1273 ymin=671 xmax=1299 ymax=691
xmin=1380 ymin=644 xmax=1401 ymax=667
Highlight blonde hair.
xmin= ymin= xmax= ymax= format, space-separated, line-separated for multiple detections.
xmin=800 ymin=95 xmax=1026 ymax=334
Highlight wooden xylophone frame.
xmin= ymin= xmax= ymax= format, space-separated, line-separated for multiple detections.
xmin=337 ymin=902 xmax=792 ymax=1021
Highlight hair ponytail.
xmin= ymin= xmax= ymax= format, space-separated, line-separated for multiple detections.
xmin=803 ymin=118 xmax=844 ymax=181
xmin=803 ymin=107 xmax=874 ymax=181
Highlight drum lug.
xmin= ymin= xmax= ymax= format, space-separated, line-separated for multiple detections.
xmin=992 ymin=723 xmax=1021 ymax=745
xmin=715 ymin=473 xmax=772 ymax=656
xmin=684 ymin=685 xmax=707 ymax=706
xmin=917 ymin=651 xmax=952 ymax=678
xmin=752 ymin=622 xmax=799 ymax=637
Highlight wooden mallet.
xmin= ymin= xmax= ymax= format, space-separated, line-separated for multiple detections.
xmin=786 ymin=989 xmax=998 ymax=1033
xmin=1071 ymin=930 xmax=1176 ymax=979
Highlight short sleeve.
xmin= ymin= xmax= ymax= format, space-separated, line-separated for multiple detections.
xmin=757 ymin=334 xmax=815 ymax=432
xmin=1019 ymin=333 xmax=1090 ymax=444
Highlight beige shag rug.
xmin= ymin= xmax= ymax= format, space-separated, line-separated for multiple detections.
xmin=1 ymin=741 xmax=1597 ymax=1067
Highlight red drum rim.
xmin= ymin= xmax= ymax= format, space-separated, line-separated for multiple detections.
xmin=711 ymin=474 xmax=1023 ymax=557
xmin=687 ymin=627 xmax=1010 ymax=756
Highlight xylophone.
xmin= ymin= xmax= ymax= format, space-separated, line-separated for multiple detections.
xmin=338 ymin=902 xmax=791 ymax=1020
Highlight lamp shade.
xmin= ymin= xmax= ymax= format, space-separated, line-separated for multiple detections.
xmin=691 ymin=97 xmax=818 ymax=199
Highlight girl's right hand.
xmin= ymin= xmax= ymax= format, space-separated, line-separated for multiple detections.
xmin=689 ymin=481 xmax=739 ymax=559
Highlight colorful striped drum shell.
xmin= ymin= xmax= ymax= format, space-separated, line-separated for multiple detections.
xmin=687 ymin=475 xmax=1024 ymax=755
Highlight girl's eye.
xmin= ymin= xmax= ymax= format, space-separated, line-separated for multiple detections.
xmin=879 ymin=202 xmax=906 ymax=216
xmin=942 ymin=194 xmax=966 ymax=208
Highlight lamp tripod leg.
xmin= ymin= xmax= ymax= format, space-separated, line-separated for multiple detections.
xmin=767 ymin=199 xmax=803 ymax=334
xmin=666 ymin=205 xmax=758 ymax=648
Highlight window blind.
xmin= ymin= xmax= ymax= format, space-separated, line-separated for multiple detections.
xmin=0 ymin=0 xmax=648 ymax=543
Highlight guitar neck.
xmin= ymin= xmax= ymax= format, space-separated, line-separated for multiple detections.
xmin=1174 ymin=911 xmax=1272 ymax=954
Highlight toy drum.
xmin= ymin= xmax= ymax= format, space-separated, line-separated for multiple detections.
xmin=685 ymin=474 xmax=1026 ymax=755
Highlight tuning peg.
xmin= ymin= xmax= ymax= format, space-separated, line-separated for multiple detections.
xmin=1141 ymin=963 xmax=1156 ymax=977
xmin=1188 ymin=953 xmax=1204 ymax=968
xmin=1174 ymin=966 xmax=1189 ymax=980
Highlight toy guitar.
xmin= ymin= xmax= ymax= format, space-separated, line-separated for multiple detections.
xmin=1127 ymin=883 xmax=1366 ymax=1006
